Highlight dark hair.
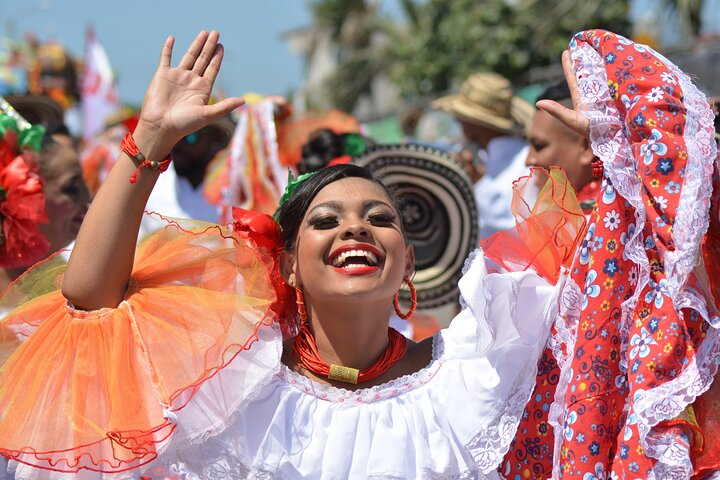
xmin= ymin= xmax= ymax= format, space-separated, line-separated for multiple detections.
xmin=298 ymin=129 xmax=346 ymax=174
xmin=275 ymin=163 xmax=405 ymax=251
xmin=41 ymin=121 xmax=75 ymax=150
xmin=536 ymin=81 xmax=571 ymax=103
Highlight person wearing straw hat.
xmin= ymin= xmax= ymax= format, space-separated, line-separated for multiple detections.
xmin=433 ymin=71 xmax=533 ymax=238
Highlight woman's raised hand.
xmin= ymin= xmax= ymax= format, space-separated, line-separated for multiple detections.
xmin=135 ymin=31 xmax=244 ymax=156
xmin=536 ymin=50 xmax=590 ymax=137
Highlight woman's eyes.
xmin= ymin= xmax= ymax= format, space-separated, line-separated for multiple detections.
xmin=368 ymin=213 xmax=397 ymax=225
xmin=308 ymin=212 xmax=397 ymax=229
xmin=309 ymin=216 xmax=339 ymax=229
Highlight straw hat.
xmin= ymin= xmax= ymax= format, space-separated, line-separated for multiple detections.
xmin=432 ymin=72 xmax=533 ymax=135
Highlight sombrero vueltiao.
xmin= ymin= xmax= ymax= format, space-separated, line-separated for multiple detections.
xmin=353 ymin=144 xmax=478 ymax=308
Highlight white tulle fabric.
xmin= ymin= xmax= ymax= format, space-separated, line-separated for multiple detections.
xmin=104 ymin=249 xmax=554 ymax=480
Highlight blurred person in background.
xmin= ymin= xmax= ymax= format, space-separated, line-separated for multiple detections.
xmin=0 ymin=95 xmax=90 ymax=290
xmin=143 ymin=115 xmax=234 ymax=227
xmin=525 ymin=81 xmax=600 ymax=213
xmin=433 ymin=72 xmax=533 ymax=238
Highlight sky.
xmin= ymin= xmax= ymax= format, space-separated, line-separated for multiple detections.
xmin=1 ymin=0 xmax=719 ymax=105
xmin=0 ymin=0 xmax=315 ymax=104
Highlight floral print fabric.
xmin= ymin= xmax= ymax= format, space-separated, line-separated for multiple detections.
xmin=547 ymin=30 xmax=719 ymax=479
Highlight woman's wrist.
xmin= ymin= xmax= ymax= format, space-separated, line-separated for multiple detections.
xmin=130 ymin=120 xmax=176 ymax=163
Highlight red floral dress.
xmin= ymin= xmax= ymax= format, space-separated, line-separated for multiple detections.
xmin=547 ymin=30 xmax=719 ymax=479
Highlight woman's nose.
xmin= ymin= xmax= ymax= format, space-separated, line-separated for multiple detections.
xmin=340 ymin=220 xmax=371 ymax=240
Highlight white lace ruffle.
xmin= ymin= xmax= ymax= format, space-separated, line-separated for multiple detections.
xmin=550 ymin=32 xmax=720 ymax=480
xmin=147 ymin=249 xmax=554 ymax=480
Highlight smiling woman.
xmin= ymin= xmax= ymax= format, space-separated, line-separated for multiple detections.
xmin=0 ymin=31 xmax=563 ymax=479
xmin=3 ymin=28 xmax=717 ymax=480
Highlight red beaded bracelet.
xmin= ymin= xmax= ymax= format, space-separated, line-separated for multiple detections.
xmin=120 ymin=133 xmax=173 ymax=184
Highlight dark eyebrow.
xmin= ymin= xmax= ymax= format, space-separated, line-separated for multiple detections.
xmin=362 ymin=199 xmax=395 ymax=215
xmin=307 ymin=201 xmax=343 ymax=216
xmin=307 ymin=199 xmax=395 ymax=216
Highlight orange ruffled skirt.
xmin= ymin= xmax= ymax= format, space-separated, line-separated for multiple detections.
xmin=0 ymin=219 xmax=276 ymax=475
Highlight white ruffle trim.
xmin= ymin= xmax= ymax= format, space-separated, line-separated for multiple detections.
xmin=548 ymin=32 xmax=720 ymax=480
xmin=141 ymin=249 xmax=555 ymax=480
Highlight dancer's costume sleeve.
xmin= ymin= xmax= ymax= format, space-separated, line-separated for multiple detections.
xmin=0 ymin=218 xmax=281 ymax=477
xmin=547 ymin=30 xmax=720 ymax=479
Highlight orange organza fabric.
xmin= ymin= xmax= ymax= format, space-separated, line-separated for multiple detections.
xmin=481 ymin=167 xmax=587 ymax=283
xmin=0 ymin=220 xmax=275 ymax=474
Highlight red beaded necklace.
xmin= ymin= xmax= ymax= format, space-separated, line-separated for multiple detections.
xmin=290 ymin=290 xmax=408 ymax=384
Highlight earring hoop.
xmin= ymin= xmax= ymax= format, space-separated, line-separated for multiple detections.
xmin=296 ymin=287 xmax=308 ymax=324
xmin=393 ymin=277 xmax=417 ymax=320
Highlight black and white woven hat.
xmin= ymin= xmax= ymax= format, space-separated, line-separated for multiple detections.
xmin=353 ymin=144 xmax=478 ymax=308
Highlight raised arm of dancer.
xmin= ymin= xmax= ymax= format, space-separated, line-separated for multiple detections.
xmin=62 ymin=31 xmax=244 ymax=309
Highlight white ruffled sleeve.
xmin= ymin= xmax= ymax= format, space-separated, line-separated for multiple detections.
xmin=436 ymin=248 xmax=560 ymax=472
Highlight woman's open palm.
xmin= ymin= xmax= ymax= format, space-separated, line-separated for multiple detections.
xmin=139 ymin=31 xmax=244 ymax=146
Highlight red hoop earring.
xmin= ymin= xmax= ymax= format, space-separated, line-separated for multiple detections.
xmin=296 ymin=287 xmax=308 ymax=324
xmin=393 ymin=278 xmax=417 ymax=320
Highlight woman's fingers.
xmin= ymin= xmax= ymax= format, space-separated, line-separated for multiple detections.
xmin=535 ymin=50 xmax=590 ymax=137
xmin=158 ymin=36 xmax=174 ymax=68
xmin=192 ymin=31 xmax=220 ymax=75
xmin=203 ymin=97 xmax=245 ymax=122
xmin=202 ymin=43 xmax=224 ymax=85
xmin=561 ymin=50 xmax=583 ymax=113
xmin=537 ymin=99 xmax=575 ymax=127
xmin=178 ymin=30 xmax=209 ymax=70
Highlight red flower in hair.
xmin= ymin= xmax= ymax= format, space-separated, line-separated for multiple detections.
xmin=232 ymin=207 xmax=298 ymax=336
xmin=0 ymin=128 xmax=49 ymax=268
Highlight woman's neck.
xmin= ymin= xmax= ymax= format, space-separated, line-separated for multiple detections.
xmin=307 ymin=299 xmax=393 ymax=371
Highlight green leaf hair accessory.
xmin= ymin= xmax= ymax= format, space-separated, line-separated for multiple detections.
xmin=343 ymin=133 xmax=366 ymax=157
xmin=0 ymin=96 xmax=45 ymax=153
xmin=273 ymin=169 xmax=318 ymax=222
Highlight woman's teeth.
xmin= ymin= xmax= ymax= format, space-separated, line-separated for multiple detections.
xmin=331 ymin=249 xmax=379 ymax=267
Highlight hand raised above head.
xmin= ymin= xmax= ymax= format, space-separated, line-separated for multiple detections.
xmin=135 ymin=31 xmax=245 ymax=158
xmin=536 ymin=50 xmax=590 ymax=138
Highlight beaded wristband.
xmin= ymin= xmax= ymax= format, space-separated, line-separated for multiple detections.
xmin=120 ymin=133 xmax=173 ymax=184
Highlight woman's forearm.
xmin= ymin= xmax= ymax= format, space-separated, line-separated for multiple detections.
xmin=62 ymin=124 xmax=173 ymax=309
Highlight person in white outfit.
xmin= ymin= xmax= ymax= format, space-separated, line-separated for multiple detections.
xmin=433 ymin=72 xmax=532 ymax=238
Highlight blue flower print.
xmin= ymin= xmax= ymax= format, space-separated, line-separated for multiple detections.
xmin=606 ymin=52 xmax=617 ymax=64
xmin=621 ymin=94 xmax=640 ymax=111
xmin=620 ymin=223 xmax=637 ymax=260
xmin=619 ymin=444 xmax=630 ymax=459
xmin=665 ymin=181 xmax=680 ymax=194
xmin=564 ymin=411 xmax=578 ymax=441
xmin=645 ymin=278 xmax=669 ymax=308
xmin=633 ymin=112 xmax=646 ymax=127
xmin=639 ymin=129 xmax=668 ymax=165
xmin=627 ymin=83 xmax=638 ymax=94
xmin=602 ymin=179 xmax=617 ymax=204
xmin=630 ymin=327 xmax=657 ymax=359
xmin=623 ymin=413 xmax=637 ymax=441
xmin=656 ymin=157 xmax=674 ymax=175
xmin=603 ymin=258 xmax=619 ymax=277
xmin=589 ymin=441 xmax=601 ymax=455
xmin=644 ymin=235 xmax=656 ymax=250
xmin=592 ymin=235 xmax=605 ymax=252
xmin=647 ymin=316 xmax=661 ymax=334
xmin=583 ymin=462 xmax=606 ymax=480
xmin=582 ymin=270 xmax=602 ymax=309
xmin=579 ymin=223 xmax=596 ymax=265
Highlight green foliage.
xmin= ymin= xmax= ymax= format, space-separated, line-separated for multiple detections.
xmin=390 ymin=0 xmax=632 ymax=98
